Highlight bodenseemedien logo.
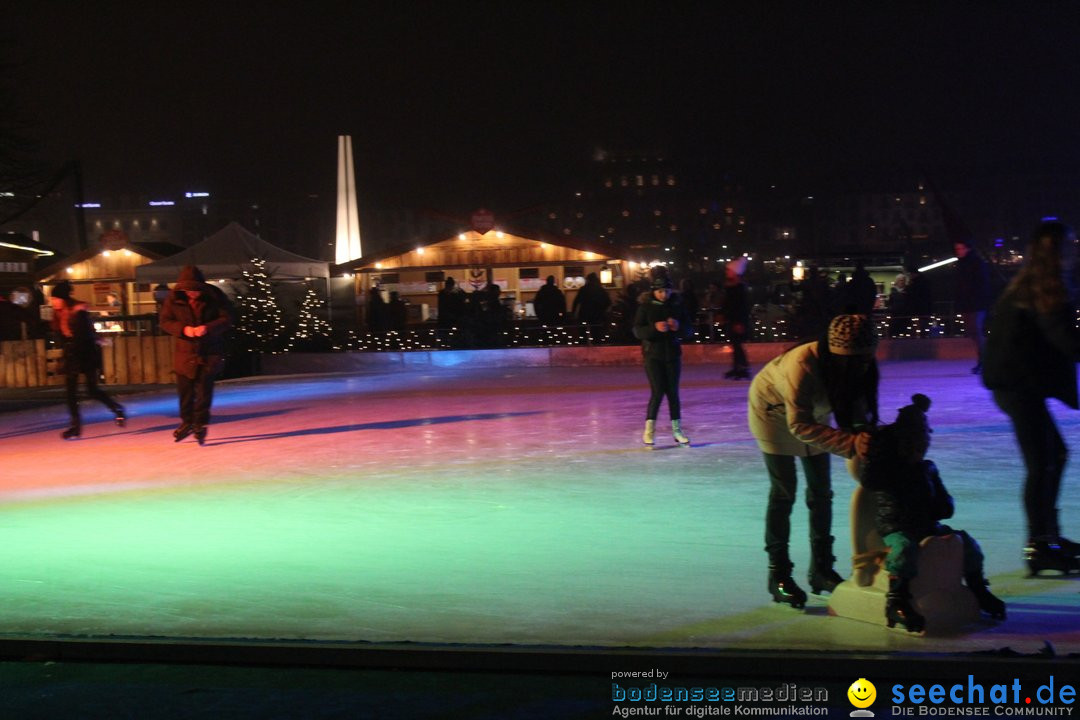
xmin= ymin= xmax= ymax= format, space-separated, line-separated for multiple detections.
xmin=848 ymin=678 xmax=877 ymax=717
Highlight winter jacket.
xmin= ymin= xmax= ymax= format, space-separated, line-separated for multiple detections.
xmin=159 ymin=282 xmax=232 ymax=379
xmin=747 ymin=341 xmax=863 ymax=457
xmin=863 ymin=451 xmax=954 ymax=539
xmin=532 ymin=283 xmax=566 ymax=325
xmin=954 ymin=253 xmax=990 ymax=313
xmin=53 ymin=300 xmax=101 ymax=373
xmin=721 ymin=281 xmax=750 ymax=328
xmin=632 ymin=293 xmax=692 ymax=361
xmin=982 ymin=289 xmax=1080 ymax=409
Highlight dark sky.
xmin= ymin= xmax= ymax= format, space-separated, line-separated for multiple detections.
xmin=9 ymin=2 xmax=1080 ymax=215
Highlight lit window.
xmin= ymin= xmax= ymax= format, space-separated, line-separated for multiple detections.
xmin=653 ymin=209 xmax=662 ymax=216
xmin=636 ymin=175 xmax=644 ymax=187
xmin=548 ymin=213 xmax=557 ymax=220
xmin=621 ymin=210 xmax=630 ymax=217
xmin=666 ymin=175 xmax=676 ymax=186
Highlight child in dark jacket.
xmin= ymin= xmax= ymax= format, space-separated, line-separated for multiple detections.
xmin=861 ymin=394 xmax=1005 ymax=632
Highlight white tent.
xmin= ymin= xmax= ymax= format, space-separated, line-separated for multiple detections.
xmin=134 ymin=222 xmax=329 ymax=284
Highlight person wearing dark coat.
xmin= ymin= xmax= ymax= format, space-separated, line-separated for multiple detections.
xmin=633 ymin=275 xmax=693 ymax=446
xmin=159 ymin=266 xmax=232 ymax=445
xmin=367 ymin=286 xmax=387 ymax=333
xmin=532 ymin=275 xmax=566 ymax=326
xmin=861 ymin=394 xmax=1005 ymax=632
xmin=983 ymin=221 xmax=1080 ymax=575
xmin=436 ymin=277 xmax=465 ymax=330
xmin=846 ymin=262 xmax=878 ymax=316
xmin=953 ymin=239 xmax=991 ymax=373
xmin=572 ymin=272 xmax=612 ymax=326
xmin=50 ymin=280 xmax=125 ymax=439
xmin=721 ymin=258 xmax=751 ymax=379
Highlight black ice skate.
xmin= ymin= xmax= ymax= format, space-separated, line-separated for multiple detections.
xmin=886 ymin=576 xmax=925 ymax=633
xmin=965 ymin=576 xmax=1006 ymax=620
xmin=1024 ymin=539 xmax=1080 ymax=576
xmin=768 ymin=566 xmax=807 ymax=609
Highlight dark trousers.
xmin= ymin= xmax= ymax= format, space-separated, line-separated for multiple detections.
xmin=992 ymin=390 xmax=1067 ymax=540
xmin=644 ymin=356 xmax=681 ymax=420
xmin=177 ymin=366 xmax=217 ymax=427
xmin=729 ymin=327 xmax=748 ymax=371
xmin=763 ymin=452 xmax=833 ymax=567
xmin=65 ymin=366 xmax=122 ymax=427
xmin=961 ymin=310 xmax=986 ymax=363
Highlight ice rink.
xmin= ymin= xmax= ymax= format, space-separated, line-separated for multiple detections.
xmin=0 ymin=359 xmax=1077 ymax=656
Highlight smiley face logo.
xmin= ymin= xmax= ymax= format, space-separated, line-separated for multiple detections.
xmin=847 ymin=678 xmax=876 ymax=709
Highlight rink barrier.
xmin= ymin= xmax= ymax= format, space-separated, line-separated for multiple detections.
xmin=0 ymin=336 xmax=979 ymax=386
xmin=0 ymin=337 xmax=175 ymax=388
xmin=259 ymin=337 xmax=978 ymax=375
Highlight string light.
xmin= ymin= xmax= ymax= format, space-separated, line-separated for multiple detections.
xmin=237 ymin=256 xmax=290 ymax=354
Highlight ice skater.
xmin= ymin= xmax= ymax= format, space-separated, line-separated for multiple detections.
xmin=983 ymin=220 xmax=1080 ymax=575
xmin=721 ymin=257 xmax=751 ymax=379
xmin=159 ymin=266 xmax=232 ymax=445
xmin=50 ymin=280 xmax=126 ymax=439
xmin=748 ymin=314 xmax=878 ymax=608
xmin=634 ymin=273 xmax=693 ymax=446
xmin=861 ymin=394 xmax=1006 ymax=633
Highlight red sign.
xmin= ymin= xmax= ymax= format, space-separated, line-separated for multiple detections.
xmin=470 ymin=209 xmax=495 ymax=234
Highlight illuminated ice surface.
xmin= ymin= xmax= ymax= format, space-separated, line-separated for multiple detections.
xmin=0 ymin=359 xmax=1076 ymax=654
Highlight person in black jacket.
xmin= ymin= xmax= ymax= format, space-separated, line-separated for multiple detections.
xmin=50 ymin=280 xmax=126 ymax=439
xmin=633 ymin=274 xmax=693 ymax=446
xmin=862 ymin=394 xmax=1005 ymax=632
xmin=954 ymin=239 xmax=991 ymax=373
xmin=721 ymin=258 xmax=751 ymax=379
xmin=159 ymin=266 xmax=233 ymax=445
xmin=532 ymin=275 xmax=565 ymax=326
xmin=983 ymin=220 xmax=1080 ymax=575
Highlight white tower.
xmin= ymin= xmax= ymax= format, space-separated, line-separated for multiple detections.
xmin=335 ymin=135 xmax=363 ymax=264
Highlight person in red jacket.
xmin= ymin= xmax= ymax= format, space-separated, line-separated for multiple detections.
xmin=159 ymin=266 xmax=232 ymax=445
xmin=50 ymin=280 xmax=125 ymax=439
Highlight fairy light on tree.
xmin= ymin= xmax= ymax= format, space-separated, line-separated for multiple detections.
xmin=293 ymin=284 xmax=332 ymax=350
xmin=237 ymin=256 xmax=289 ymax=353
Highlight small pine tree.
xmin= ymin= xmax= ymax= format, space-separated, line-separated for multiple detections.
xmin=237 ymin=256 xmax=289 ymax=353
xmin=293 ymin=285 xmax=331 ymax=349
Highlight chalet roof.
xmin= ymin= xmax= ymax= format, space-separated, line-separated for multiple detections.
xmin=135 ymin=222 xmax=329 ymax=283
xmin=334 ymin=225 xmax=622 ymax=273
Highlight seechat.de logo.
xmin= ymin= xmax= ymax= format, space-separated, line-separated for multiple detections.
xmin=848 ymin=678 xmax=877 ymax=717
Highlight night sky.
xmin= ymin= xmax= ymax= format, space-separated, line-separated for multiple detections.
xmin=9 ymin=3 xmax=1080 ymax=216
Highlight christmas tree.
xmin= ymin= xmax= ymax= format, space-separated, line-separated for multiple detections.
xmin=293 ymin=285 xmax=332 ymax=350
xmin=236 ymin=256 xmax=289 ymax=353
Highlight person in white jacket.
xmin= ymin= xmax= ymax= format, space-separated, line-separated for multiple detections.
xmin=748 ymin=314 xmax=878 ymax=608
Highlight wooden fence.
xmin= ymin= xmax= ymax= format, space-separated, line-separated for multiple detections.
xmin=0 ymin=336 xmax=175 ymax=388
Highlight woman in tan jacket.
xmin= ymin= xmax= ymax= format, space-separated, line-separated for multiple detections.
xmin=748 ymin=314 xmax=878 ymax=608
